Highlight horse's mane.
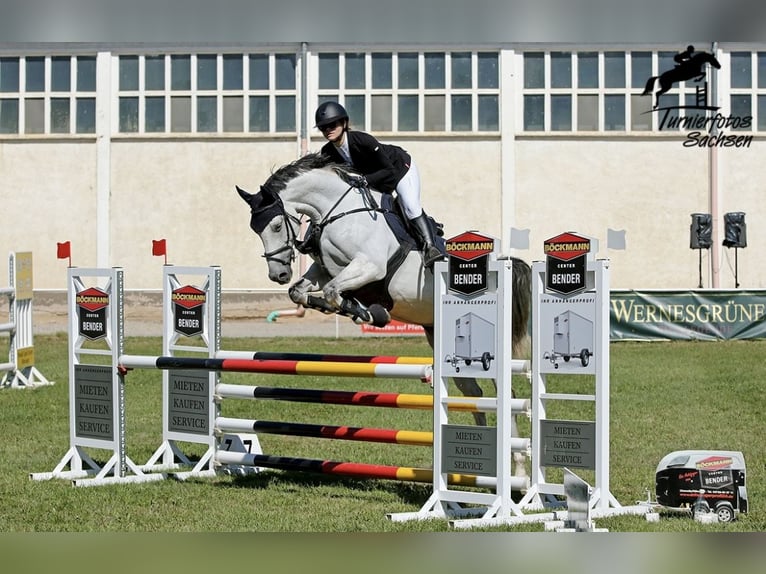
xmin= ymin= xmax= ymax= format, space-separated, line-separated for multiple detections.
xmin=264 ymin=152 xmax=356 ymax=194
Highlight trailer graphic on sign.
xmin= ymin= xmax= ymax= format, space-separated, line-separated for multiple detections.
xmin=543 ymin=310 xmax=593 ymax=369
xmin=538 ymin=294 xmax=596 ymax=374
xmin=444 ymin=312 xmax=496 ymax=372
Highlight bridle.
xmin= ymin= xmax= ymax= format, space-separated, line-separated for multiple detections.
xmin=253 ymin=185 xmax=303 ymax=267
xmin=257 ymin=176 xmax=384 ymax=267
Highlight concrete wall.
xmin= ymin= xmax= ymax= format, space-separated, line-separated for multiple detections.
xmin=1 ymin=135 xmax=763 ymax=293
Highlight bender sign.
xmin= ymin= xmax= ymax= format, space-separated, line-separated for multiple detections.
xmin=445 ymin=231 xmax=494 ymax=295
xmin=544 ymin=232 xmax=590 ymax=296
xmin=172 ymin=285 xmax=206 ymax=337
xmin=76 ymin=287 xmax=109 ymax=340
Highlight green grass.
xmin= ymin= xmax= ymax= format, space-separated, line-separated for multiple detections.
xmin=0 ymin=334 xmax=763 ymax=532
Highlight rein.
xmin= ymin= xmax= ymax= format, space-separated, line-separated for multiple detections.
xmin=260 ymin=177 xmax=389 ymax=266
xmin=314 ymin=183 xmax=387 ymax=236
xmin=291 ymin=182 xmax=390 ymax=260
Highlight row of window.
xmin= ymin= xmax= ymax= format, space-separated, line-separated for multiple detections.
xmin=0 ymin=55 xmax=96 ymax=133
xmin=1 ymin=49 xmax=765 ymax=135
xmin=521 ymin=51 xmax=766 ymax=131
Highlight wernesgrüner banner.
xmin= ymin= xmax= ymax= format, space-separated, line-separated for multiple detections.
xmin=610 ymin=290 xmax=766 ymax=341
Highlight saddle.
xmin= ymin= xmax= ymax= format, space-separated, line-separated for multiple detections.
xmin=297 ymin=194 xmax=444 ymax=257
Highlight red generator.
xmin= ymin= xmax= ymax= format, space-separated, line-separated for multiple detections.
xmin=655 ymin=450 xmax=748 ymax=522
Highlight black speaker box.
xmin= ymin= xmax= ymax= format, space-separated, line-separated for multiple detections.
xmin=690 ymin=213 xmax=712 ymax=249
xmin=723 ymin=212 xmax=747 ymax=248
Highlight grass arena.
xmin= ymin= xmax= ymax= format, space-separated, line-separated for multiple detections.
xmin=0 ymin=261 xmax=763 ymax=532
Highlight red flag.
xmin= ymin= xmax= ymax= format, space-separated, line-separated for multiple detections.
xmin=152 ymin=239 xmax=167 ymax=257
xmin=57 ymin=241 xmax=71 ymax=259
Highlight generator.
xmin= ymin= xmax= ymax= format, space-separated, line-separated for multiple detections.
xmin=655 ymin=450 xmax=748 ymax=522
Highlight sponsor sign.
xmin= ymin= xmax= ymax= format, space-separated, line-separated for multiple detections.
xmin=544 ymin=232 xmax=590 ymax=296
xmin=610 ymin=289 xmax=766 ymax=341
xmin=74 ymin=364 xmax=113 ymax=441
xmin=696 ymin=455 xmax=734 ymax=471
xmin=168 ymin=371 xmax=210 ymax=435
xmin=172 ymin=285 xmax=206 ymax=337
xmin=540 ymin=419 xmax=595 ymax=469
xmin=441 ymin=424 xmax=496 ymax=477
xmin=14 ymin=252 xmax=33 ymax=300
xmin=75 ymin=287 xmax=109 ymax=340
xmin=445 ymin=231 xmax=494 ymax=296
xmin=361 ymin=320 xmax=425 ymax=335
xmin=16 ymin=347 xmax=34 ymax=370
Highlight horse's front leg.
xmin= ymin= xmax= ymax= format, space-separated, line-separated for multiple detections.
xmin=454 ymin=377 xmax=528 ymax=479
xmin=322 ymin=257 xmax=386 ymax=324
xmin=287 ymin=263 xmax=336 ymax=314
xmin=453 ymin=377 xmax=487 ymax=426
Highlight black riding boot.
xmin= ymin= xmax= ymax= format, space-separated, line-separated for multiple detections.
xmin=410 ymin=212 xmax=444 ymax=269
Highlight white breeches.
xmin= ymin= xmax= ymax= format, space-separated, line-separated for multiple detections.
xmin=395 ymin=160 xmax=423 ymax=220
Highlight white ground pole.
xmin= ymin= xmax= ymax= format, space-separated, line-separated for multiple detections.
xmin=1 ymin=252 xmax=54 ymax=389
xmin=30 ymin=267 xmax=164 ymax=486
xmin=389 ymin=252 xmax=529 ymax=525
xmin=140 ymin=266 xmax=223 ymax=479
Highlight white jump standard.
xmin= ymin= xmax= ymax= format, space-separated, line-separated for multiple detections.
xmin=0 ymin=252 xmax=54 ymax=389
xmin=30 ymin=267 xmax=163 ymax=486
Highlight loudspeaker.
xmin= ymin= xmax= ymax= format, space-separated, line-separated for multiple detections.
xmin=690 ymin=213 xmax=712 ymax=249
xmin=723 ymin=212 xmax=747 ymax=248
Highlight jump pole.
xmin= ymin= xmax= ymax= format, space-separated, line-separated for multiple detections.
xmin=30 ymin=267 xmax=163 ymax=486
xmin=1 ymin=252 xmax=54 ymax=389
xmin=121 ymin=355 xmax=432 ymax=380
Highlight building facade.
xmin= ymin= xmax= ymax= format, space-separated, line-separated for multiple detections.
xmin=1 ymin=42 xmax=764 ymax=292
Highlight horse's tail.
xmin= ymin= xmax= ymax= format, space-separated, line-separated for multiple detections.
xmin=641 ymin=76 xmax=658 ymax=95
xmin=511 ymin=257 xmax=532 ymax=356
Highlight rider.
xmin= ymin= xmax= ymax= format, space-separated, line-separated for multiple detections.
xmin=314 ymin=101 xmax=443 ymax=269
xmin=674 ymin=45 xmax=695 ymax=66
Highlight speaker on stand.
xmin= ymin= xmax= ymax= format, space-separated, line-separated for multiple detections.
xmin=690 ymin=213 xmax=712 ymax=288
xmin=723 ymin=212 xmax=746 ymax=288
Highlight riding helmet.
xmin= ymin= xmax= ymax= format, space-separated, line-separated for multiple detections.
xmin=315 ymin=101 xmax=349 ymax=128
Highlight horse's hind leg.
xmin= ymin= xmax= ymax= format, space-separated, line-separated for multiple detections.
xmin=453 ymin=377 xmax=527 ymax=479
xmin=453 ymin=377 xmax=487 ymax=426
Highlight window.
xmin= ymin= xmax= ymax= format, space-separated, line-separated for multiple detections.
xmin=730 ymin=52 xmax=751 ymax=89
xmin=520 ymin=49 xmax=746 ymax=133
xmin=0 ymin=54 xmax=97 ymax=135
xmin=551 ymin=52 xmax=571 ymax=88
xmin=729 ymin=51 xmax=762 ymax=131
xmin=116 ymin=52 xmax=298 ymax=134
xmin=316 ymin=50 xmax=500 ymax=133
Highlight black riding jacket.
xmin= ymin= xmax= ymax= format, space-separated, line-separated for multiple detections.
xmin=320 ymin=130 xmax=410 ymax=194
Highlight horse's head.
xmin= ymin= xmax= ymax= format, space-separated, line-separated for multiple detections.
xmin=236 ymin=184 xmax=299 ymax=285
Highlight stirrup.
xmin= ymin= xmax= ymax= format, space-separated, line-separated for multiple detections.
xmin=422 ymin=246 xmax=444 ymax=269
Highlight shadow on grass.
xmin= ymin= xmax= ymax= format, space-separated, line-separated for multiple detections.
xmin=220 ymin=469 xmax=432 ymax=505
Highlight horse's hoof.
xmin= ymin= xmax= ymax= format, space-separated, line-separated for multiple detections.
xmin=368 ymin=304 xmax=391 ymax=328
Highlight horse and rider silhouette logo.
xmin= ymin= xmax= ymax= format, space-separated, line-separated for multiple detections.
xmin=642 ymin=45 xmax=721 ymax=110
